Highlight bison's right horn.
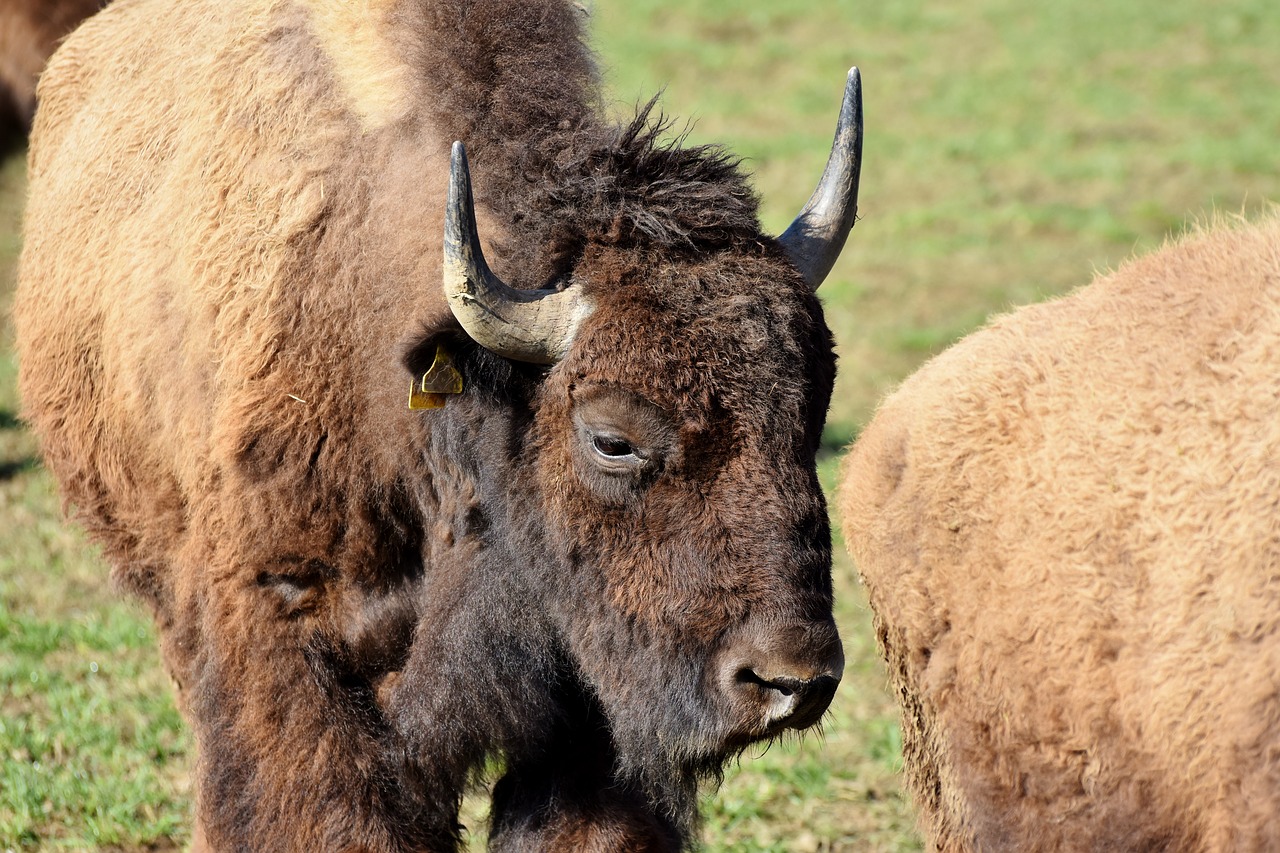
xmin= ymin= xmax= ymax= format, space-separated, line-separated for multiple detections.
xmin=442 ymin=142 xmax=592 ymax=365
xmin=777 ymin=67 xmax=863 ymax=291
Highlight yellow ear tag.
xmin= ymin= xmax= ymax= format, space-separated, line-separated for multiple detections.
xmin=408 ymin=343 xmax=464 ymax=410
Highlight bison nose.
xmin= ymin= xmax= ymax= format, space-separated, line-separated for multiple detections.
xmin=720 ymin=620 xmax=844 ymax=733
xmin=736 ymin=668 xmax=842 ymax=731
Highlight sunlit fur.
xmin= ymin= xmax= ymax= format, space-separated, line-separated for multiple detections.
xmin=841 ymin=216 xmax=1280 ymax=851
xmin=16 ymin=0 xmax=839 ymax=849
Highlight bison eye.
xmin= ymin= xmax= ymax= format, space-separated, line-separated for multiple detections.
xmin=570 ymin=386 xmax=675 ymax=495
xmin=590 ymin=433 xmax=644 ymax=465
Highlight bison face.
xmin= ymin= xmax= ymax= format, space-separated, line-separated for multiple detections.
xmin=525 ymin=242 xmax=844 ymax=796
xmin=394 ymin=244 xmax=842 ymax=829
xmin=394 ymin=68 xmax=861 ymax=834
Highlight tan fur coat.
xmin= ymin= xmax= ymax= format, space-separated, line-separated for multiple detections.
xmin=841 ymin=216 xmax=1280 ymax=851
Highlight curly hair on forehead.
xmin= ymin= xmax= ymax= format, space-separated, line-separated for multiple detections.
xmin=487 ymin=105 xmax=768 ymax=287
xmin=410 ymin=0 xmax=765 ymax=283
xmin=520 ymin=102 xmax=763 ymax=246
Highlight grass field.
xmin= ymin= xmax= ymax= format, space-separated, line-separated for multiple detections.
xmin=2 ymin=0 xmax=1278 ymax=850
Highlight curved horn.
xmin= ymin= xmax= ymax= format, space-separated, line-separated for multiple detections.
xmin=442 ymin=142 xmax=592 ymax=365
xmin=777 ymin=67 xmax=864 ymax=290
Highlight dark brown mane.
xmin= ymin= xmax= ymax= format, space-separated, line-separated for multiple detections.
xmin=506 ymin=107 xmax=764 ymax=265
xmin=407 ymin=0 xmax=764 ymax=285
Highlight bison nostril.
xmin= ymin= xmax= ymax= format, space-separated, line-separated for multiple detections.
xmin=734 ymin=668 xmax=838 ymax=730
xmin=737 ymin=668 xmax=801 ymax=697
xmin=735 ymin=667 xmax=793 ymax=695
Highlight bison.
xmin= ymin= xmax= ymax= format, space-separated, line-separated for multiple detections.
xmin=839 ymin=215 xmax=1280 ymax=851
xmin=0 ymin=0 xmax=103 ymax=137
xmin=15 ymin=0 xmax=863 ymax=849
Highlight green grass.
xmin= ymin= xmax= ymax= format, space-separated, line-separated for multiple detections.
xmin=3 ymin=0 xmax=1280 ymax=849
xmin=593 ymin=0 xmax=1280 ymax=430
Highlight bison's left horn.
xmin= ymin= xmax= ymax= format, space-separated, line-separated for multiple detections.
xmin=442 ymin=142 xmax=592 ymax=365
xmin=777 ymin=67 xmax=863 ymax=291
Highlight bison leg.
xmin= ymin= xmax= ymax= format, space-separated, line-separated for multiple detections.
xmin=182 ymin=560 xmax=445 ymax=852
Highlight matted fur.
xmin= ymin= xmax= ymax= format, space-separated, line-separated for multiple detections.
xmin=840 ymin=215 xmax=1280 ymax=851
xmin=16 ymin=0 xmax=842 ymax=849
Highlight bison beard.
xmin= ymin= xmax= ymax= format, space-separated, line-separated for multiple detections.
xmin=15 ymin=0 xmax=856 ymax=849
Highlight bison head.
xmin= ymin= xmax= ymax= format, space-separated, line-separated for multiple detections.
xmin=394 ymin=70 xmax=861 ymax=839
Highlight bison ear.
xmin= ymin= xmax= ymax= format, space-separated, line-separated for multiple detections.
xmin=403 ymin=329 xmax=539 ymax=408
xmin=406 ymin=342 xmax=464 ymax=410
xmin=442 ymin=142 xmax=594 ymax=364
xmin=777 ymin=67 xmax=863 ymax=291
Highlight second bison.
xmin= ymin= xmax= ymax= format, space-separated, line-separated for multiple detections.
xmin=841 ymin=216 xmax=1280 ymax=851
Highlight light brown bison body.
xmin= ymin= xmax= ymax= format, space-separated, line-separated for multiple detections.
xmin=840 ymin=216 xmax=1280 ymax=851
xmin=0 ymin=0 xmax=102 ymax=135
xmin=17 ymin=0 xmax=862 ymax=849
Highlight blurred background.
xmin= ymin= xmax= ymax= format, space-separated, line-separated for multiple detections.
xmin=2 ymin=0 xmax=1277 ymax=849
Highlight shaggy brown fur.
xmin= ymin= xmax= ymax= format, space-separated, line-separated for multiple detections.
xmin=0 ymin=0 xmax=102 ymax=137
xmin=16 ymin=0 xmax=844 ymax=850
xmin=840 ymin=215 xmax=1280 ymax=851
